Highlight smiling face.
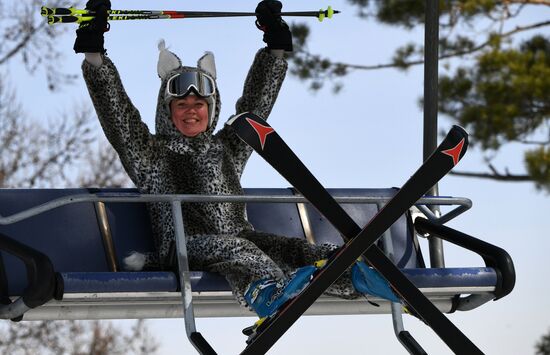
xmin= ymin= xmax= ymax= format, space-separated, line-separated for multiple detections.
xmin=169 ymin=95 xmax=209 ymax=137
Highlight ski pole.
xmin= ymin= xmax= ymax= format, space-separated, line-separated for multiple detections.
xmin=41 ymin=6 xmax=339 ymax=25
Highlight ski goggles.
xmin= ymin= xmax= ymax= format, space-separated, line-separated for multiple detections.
xmin=166 ymin=71 xmax=216 ymax=98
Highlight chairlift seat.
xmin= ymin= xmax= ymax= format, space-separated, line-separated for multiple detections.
xmin=0 ymin=188 xmax=512 ymax=321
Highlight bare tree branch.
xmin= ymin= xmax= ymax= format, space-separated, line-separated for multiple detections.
xmin=78 ymin=142 xmax=133 ymax=188
xmin=507 ymin=0 xmax=550 ymax=5
xmin=0 ymin=80 xmax=129 ymax=189
xmin=518 ymin=139 xmax=550 ymax=145
xmin=450 ymin=170 xmax=532 ymax=181
xmin=301 ymin=19 xmax=550 ymax=73
xmin=0 ymin=21 xmax=45 ymax=66
xmin=0 ymin=320 xmax=158 ymax=354
xmin=0 ymin=100 xmax=95 ymax=188
xmin=0 ymin=0 xmax=78 ymax=90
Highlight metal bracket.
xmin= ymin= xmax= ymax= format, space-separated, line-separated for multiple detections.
xmin=171 ymin=201 xmax=217 ymax=355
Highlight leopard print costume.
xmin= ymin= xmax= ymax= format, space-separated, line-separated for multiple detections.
xmin=82 ymin=46 xmax=360 ymax=306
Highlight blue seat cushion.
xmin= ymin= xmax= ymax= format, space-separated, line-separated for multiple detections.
xmin=57 ymin=267 xmax=496 ymax=295
xmin=403 ymin=267 xmax=497 ymax=289
xmin=59 ymin=271 xmax=232 ymax=293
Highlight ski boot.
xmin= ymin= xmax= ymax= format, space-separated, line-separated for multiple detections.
xmin=352 ymin=261 xmax=426 ymax=320
xmin=351 ymin=259 xmax=401 ymax=305
xmin=242 ymin=264 xmax=319 ymax=342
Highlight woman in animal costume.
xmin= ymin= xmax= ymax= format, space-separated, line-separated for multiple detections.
xmin=75 ymin=0 xmax=399 ymax=320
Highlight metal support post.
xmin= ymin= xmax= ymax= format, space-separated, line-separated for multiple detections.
xmin=423 ymin=0 xmax=445 ymax=268
xmin=379 ymin=204 xmax=427 ymax=355
xmin=171 ymin=201 xmax=216 ymax=355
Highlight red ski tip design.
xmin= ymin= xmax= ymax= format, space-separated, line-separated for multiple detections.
xmin=442 ymin=138 xmax=465 ymax=166
xmin=246 ymin=117 xmax=275 ymax=150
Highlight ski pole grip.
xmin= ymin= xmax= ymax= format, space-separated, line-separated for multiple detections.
xmin=47 ymin=15 xmax=88 ymax=25
xmin=41 ymin=7 xmax=74 ymax=17
xmin=41 ymin=6 xmax=53 ymax=16
xmin=52 ymin=7 xmax=73 ymax=15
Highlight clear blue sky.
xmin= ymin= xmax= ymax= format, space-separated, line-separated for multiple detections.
xmin=8 ymin=0 xmax=550 ymax=353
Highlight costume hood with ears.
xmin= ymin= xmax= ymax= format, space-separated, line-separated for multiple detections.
xmin=155 ymin=39 xmax=221 ymax=139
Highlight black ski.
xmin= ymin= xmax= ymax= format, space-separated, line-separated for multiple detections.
xmin=228 ymin=112 xmax=483 ymax=355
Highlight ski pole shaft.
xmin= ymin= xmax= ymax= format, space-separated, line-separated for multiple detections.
xmin=41 ymin=6 xmax=339 ymax=24
xmin=47 ymin=15 xmax=168 ymax=25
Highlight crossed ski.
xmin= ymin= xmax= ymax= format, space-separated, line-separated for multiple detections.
xmin=228 ymin=112 xmax=483 ymax=355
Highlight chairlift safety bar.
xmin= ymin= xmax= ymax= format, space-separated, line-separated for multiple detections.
xmin=0 ymin=192 xmax=472 ymax=226
xmin=0 ymin=192 xmax=472 ymax=354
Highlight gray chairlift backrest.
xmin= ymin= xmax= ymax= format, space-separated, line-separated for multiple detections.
xmin=0 ymin=189 xmax=108 ymax=295
xmin=0 ymin=188 xmax=421 ymax=296
xmin=301 ymin=188 xmax=421 ymax=269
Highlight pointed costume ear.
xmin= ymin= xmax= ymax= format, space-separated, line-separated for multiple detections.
xmin=197 ymin=51 xmax=216 ymax=79
xmin=157 ymin=39 xmax=182 ymax=79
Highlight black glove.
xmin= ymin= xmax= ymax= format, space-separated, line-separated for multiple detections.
xmin=73 ymin=0 xmax=111 ymax=54
xmin=255 ymin=0 xmax=293 ymax=52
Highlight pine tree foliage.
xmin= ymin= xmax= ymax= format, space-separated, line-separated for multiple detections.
xmin=439 ymin=35 xmax=550 ymax=191
xmin=536 ymin=328 xmax=550 ymax=355
xmin=289 ymin=0 xmax=550 ymax=191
